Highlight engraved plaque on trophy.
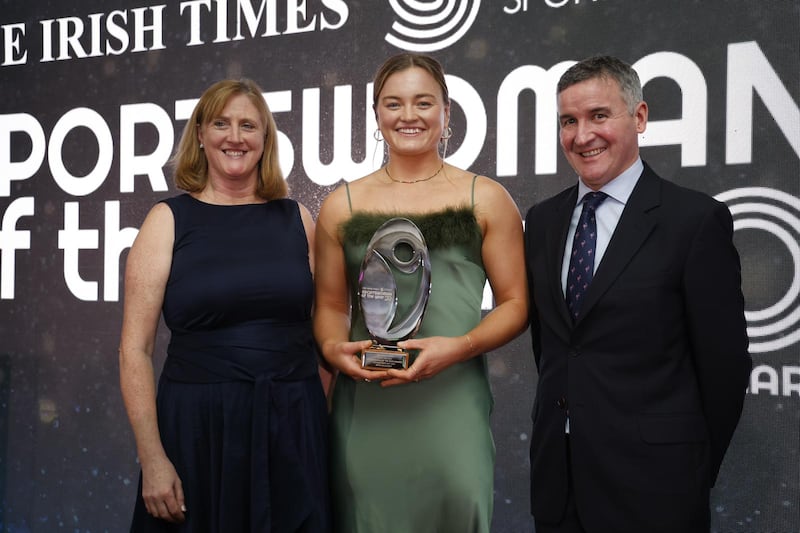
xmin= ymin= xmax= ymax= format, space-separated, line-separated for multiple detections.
xmin=358 ymin=218 xmax=431 ymax=370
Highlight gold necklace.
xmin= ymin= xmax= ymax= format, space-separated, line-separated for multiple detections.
xmin=384 ymin=162 xmax=444 ymax=184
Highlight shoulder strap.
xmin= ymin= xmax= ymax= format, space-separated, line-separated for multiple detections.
xmin=345 ymin=181 xmax=353 ymax=213
xmin=471 ymin=174 xmax=478 ymax=207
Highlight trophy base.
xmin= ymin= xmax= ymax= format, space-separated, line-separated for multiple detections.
xmin=361 ymin=345 xmax=409 ymax=370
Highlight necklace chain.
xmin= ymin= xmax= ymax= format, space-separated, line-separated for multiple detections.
xmin=384 ymin=163 xmax=444 ymax=184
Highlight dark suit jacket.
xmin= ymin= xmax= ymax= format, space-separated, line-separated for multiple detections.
xmin=524 ymin=163 xmax=752 ymax=533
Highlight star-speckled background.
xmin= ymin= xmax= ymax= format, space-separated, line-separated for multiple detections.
xmin=1 ymin=1 xmax=798 ymax=531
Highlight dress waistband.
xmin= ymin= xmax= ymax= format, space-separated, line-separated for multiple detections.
xmin=164 ymin=320 xmax=318 ymax=383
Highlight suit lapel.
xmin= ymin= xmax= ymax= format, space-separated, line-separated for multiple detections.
xmin=576 ymin=165 xmax=661 ymax=324
xmin=545 ymin=187 xmax=579 ymax=332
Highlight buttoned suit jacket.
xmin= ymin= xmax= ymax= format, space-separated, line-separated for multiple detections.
xmin=524 ymin=163 xmax=751 ymax=533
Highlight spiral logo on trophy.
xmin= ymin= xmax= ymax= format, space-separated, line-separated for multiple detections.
xmin=358 ymin=218 xmax=432 ymax=370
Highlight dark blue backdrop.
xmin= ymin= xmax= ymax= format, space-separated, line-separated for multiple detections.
xmin=1 ymin=1 xmax=798 ymax=531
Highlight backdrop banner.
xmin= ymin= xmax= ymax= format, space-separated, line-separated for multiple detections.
xmin=1 ymin=1 xmax=798 ymax=531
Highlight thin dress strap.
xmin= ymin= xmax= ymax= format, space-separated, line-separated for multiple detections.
xmin=471 ymin=174 xmax=478 ymax=207
xmin=344 ymin=181 xmax=353 ymax=213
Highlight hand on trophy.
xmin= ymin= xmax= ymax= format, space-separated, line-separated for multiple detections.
xmin=380 ymin=334 xmax=476 ymax=387
xmin=321 ymin=339 xmax=389 ymax=383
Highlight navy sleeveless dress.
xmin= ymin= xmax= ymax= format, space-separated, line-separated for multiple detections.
xmin=130 ymin=194 xmax=330 ymax=533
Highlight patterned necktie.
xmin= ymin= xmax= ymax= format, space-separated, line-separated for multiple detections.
xmin=566 ymin=192 xmax=608 ymax=321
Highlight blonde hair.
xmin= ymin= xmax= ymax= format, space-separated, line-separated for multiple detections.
xmin=171 ymin=78 xmax=287 ymax=200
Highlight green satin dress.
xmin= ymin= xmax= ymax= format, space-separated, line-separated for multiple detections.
xmin=329 ymin=182 xmax=495 ymax=533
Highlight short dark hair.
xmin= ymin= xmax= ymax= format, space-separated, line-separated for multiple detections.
xmin=557 ymin=55 xmax=643 ymax=114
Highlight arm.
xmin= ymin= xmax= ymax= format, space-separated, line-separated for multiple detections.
xmin=684 ymin=201 xmax=752 ymax=484
xmin=312 ymin=188 xmax=388 ymax=383
xmin=299 ymin=201 xmax=336 ymax=395
xmin=384 ymin=176 xmax=529 ymax=386
xmin=118 ymin=202 xmax=186 ymax=523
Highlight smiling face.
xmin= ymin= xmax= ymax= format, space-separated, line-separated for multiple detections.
xmin=558 ymin=76 xmax=648 ymax=190
xmin=375 ymin=66 xmax=450 ymax=157
xmin=198 ymin=93 xmax=265 ymax=185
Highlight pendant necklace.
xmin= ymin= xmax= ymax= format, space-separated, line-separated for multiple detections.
xmin=384 ymin=162 xmax=444 ymax=184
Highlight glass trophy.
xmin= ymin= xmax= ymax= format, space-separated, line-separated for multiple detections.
xmin=358 ymin=218 xmax=431 ymax=370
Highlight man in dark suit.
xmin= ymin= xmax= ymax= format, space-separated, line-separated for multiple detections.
xmin=524 ymin=55 xmax=752 ymax=533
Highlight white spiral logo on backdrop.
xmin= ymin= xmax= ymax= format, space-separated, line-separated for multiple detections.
xmin=385 ymin=0 xmax=481 ymax=52
xmin=716 ymin=187 xmax=800 ymax=353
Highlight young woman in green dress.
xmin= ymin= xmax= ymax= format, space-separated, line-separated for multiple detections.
xmin=313 ymin=53 xmax=528 ymax=533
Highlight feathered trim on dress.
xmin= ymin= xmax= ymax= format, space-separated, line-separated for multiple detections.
xmin=340 ymin=207 xmax=480 ymax=249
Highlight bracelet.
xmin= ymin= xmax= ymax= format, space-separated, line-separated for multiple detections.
xmin=464 ymin=333 xmax=475 ymax=355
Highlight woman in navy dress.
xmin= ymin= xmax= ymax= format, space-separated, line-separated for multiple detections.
xmin=119 ymin=79 xmax=330 ymax=532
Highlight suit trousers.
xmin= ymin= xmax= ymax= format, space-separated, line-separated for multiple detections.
xmin=534 ymin=437 xmax=587 ymax=533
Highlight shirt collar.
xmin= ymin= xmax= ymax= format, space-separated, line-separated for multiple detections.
xmin=576 ymin=158 xmax=643 ymax=206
